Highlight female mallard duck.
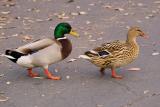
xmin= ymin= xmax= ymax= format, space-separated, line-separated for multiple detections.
xmin=5 ymin=22 xmax=79 ymax=80
xmin=80 ymin=27 xmax=147 ymax=79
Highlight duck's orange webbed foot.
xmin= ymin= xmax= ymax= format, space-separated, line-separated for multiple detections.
xmin=111 ymin=68 xmax=123 ymax=79
xmin=28 ymin=68 xmax=39 ymax=77
xmin=44 ymin=69 xmax=61 ymax=80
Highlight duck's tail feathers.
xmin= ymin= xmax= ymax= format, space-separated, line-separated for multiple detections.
xmin=5 ymin=50 xmax=26 ymax=63
xmin=78 ymin=55 xmax=91 ymax=60
xmin=84 ymin=50 xmax=98 ymax=57
xmin=78 ymin=50 xmax=98 ymax=60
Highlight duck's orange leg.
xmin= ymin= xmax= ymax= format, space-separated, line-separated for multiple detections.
xmin=111 ymin=68 xmax=123 ymax=79
xmin=44 ymin=69 xmax=61 ymax=80
xmin=28 ymin=68 xmax=39 ymax=77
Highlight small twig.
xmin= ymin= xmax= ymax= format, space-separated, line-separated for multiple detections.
xmin=0 ymin=26 xmax=16 ymax=29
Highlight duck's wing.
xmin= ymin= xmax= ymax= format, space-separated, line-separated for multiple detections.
xmin=15 ymin=38 xmax=60 ymax=54
xmin=85 ymin=40 xmax=126 ymax=58
xmin=98 ymin=40 xmax=126 ymax=52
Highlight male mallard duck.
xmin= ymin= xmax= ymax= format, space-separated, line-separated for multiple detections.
xmin=5 ymin=22 xmax=79 ymax=80
xmin=79 ymin=27 xmax=147 ymax=79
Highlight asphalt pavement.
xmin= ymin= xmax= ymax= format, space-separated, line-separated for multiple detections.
xmin=0 ymin=0 xmax=160 ymax=107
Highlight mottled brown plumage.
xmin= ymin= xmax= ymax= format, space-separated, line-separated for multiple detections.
xmin=81 ymin=27 xmax=147 ymax=79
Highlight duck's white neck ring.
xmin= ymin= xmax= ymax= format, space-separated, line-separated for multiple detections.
xmin=57 ymin=37 xmax=67 ymax=40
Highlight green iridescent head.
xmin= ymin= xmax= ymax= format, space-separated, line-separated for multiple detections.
xmin=54 ymin=22 xmax=79 ymax=39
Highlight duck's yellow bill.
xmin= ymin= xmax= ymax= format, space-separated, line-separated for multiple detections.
xmin=69 ymin=29 xmax=79 ymax=37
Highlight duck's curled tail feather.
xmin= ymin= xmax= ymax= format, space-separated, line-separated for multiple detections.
xmin=5 ymin=50 xmax=26 ymax=63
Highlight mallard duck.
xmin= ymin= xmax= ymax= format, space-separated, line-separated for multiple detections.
xmin=79 ymin=27 xmax=147 ymax=79
xmin=4 ymin=22 xmax=79 ymax=80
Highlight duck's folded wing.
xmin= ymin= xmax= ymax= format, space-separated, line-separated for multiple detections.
xmin=15 ymin=38 xmax=58 ymax=54
xmin=91 ymin=40 xmax=126 ymax=58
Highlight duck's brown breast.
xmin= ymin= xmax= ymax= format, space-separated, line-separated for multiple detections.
xmin=58 ymin=39 xmax=72 ymax=59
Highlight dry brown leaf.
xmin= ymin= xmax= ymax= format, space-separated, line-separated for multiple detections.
xmin=1 ymin=11 xmax=10 ymax=15
xmin=70 ymin=12 xmax=79 ymax=16
xmin=21 ymin=35 xmax=33 ymax=41
xmin=3 ymin=2 xmax=16 ymax=7
xmin=104 ymin=5 xmax=112 ymax=9
xmin=0 ymin=16 xmax=8 ymax=22
xmin=127 ymin=67 xmax=141 ymax=71
xmin=67 ymin=0 xmax=74 ymax=3
xmin=0 ymin=95 xmax=9 ymax=102
xmin=114 ymin=8 xmax=124 ymax=12
xmin=55 ymin=12 xmax=69 ymax=19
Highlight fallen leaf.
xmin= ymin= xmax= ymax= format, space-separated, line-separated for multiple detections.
xmin=21 ymin=35 xmax=33 ymax=41
xmin=114 ymin=8 xmax=124 ymax=12
xmin=66 ymin=75 xmax=70 ymax=79
xmin=86 ymin=20 xmax=91 ymax=24
xmin=41 ymin=94 xmax=45 ymax=97
xmin=54 ymin=12 xmax=69 ymax=19
xmin=36 ymin=19 xmax=44 ymax=22
xmin=97 ymin=37 xmax=103 ymax=40
xmin=144 ymin=90 xmax=149 ymax=94
xmin=12 ymin=34 xmax=18 ymax=37
xmin=33 ymin=77 xmax=45 ymax=79
xmin=1 ymin=11 xmax=10 ymax=15
xmin=96 ymin=104 xmax=103 ymax=107
xmin=3 ymin=2 xmax=16 ymax=7
xmin=70 ymin=12 xmax=79 ymax=16
xmin=79 ymin=11 xmax=87 ymax=15
xmin=154 ymin=1 xmax=160 ymax=4
xmin=74 ymin=5 xmax=79 ymax=9
xmin=127 ymin=67 xmax=141 ymax=71
xmin=104 ymin=5 xmax=112 ymax=9
xmin=55 ymin=68 xmax=59 ymax=73
xmin=0 ymin=95 xmax=9 ymax=102
xmin=152 ymin=52 xmax=159 ymax=56
xmin=137 ymin=3 xmax=144 ymax=7
xmin=0 ymin=16 xmax=8 ymax=22
xmin=67 ymin=58 xmax=77 ymax=63
xmin=89 ymin=3 xmax=95 ymax=6
xmin=89 ymin=39 xmax=97 ymax=42
xmin=124 ymin=13 xmax=129 ymax=16
xmin=67 ymin=0 xmax=74 ymax=3
xmin=0 ymin=74 xmax=4 ymax=77
xmin=136 ymin=20 xmax=142 ymax=23
xmin=6 ymin=81 xmax=11 ymax=85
